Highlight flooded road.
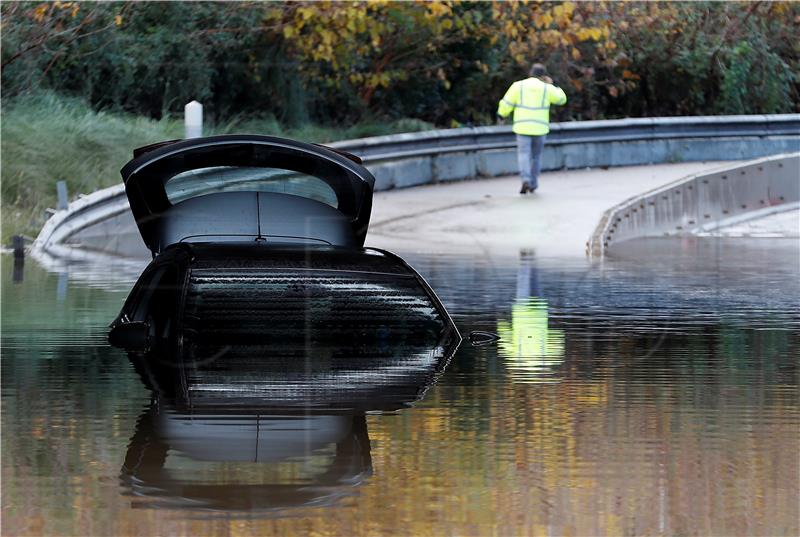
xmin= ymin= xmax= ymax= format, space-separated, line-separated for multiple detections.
xmin=2 ymin=238 xmax=798 ymax=536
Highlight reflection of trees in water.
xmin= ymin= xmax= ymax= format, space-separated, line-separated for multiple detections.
xmin=413 ymin=324 xmax=799 ymax=536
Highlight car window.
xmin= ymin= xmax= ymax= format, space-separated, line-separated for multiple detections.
xmin=165 ymin=166 xmax=338 ymax=207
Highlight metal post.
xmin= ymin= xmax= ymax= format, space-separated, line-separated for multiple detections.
xmin=185 ymin=101 xmax=203 ymax=139
xmin=56 ymin=180 xmax=69 ymax=210
xmin=12 ymin=235 xmax=25 ymax=259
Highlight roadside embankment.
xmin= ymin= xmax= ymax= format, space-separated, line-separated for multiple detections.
xmin=0 ymin=93 xmax=433 ymax=242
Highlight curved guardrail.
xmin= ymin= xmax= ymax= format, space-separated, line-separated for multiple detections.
xmin=331 ymin=114 xmax=800 ymax=189
xmin=33 ymin=115 xmax=800 ymax=258
xmin=334 ymin=114 xmax=800 ymax=159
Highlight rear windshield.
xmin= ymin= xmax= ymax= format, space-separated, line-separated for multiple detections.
xmin=165 ymin=166 xmax=338 ymax=207
xmin=137 ymin=142 xmax=365 ymax=220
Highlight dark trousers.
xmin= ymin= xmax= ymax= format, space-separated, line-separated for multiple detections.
xmin=516 ymin=134 xmax=546 ymax=190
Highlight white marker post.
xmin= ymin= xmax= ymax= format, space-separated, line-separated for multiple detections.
xmin=184 ymin=100 xmax=203 ymax=139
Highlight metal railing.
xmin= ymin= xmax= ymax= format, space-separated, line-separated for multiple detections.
xmin=332 ymin=114 xmax=800 ymax=162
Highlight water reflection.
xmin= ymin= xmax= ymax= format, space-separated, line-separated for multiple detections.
xmin=3 ymin=240 xmax=799 ymax=536
xmin=496 ymin=298 xmax=565 ymax=382
xmin=12 ymin=256 xmax=24 ymax=283
xmin=122 ymin=406 xmax=372 ymax=513
xmin=496 ymin=251 xmax=565 ymax=382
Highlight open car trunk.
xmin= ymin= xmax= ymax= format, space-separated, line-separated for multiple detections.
xmin=120 ymin=135 xmax=375 ymax=254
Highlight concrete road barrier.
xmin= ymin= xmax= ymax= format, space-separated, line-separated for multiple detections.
xmin=588 ymin=152 xmax=800 ymax=257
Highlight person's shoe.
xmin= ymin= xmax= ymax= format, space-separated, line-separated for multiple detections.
xmin=519 ymin=183 xmax=530 ymax=194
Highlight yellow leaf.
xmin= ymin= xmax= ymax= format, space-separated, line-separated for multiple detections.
xmin=320 ymin=28 xmax=333 ymax=45
xmin=33 ymin=4 xmax=49 ymax=23
xmin=571 ymin=48 xmax=581 ymax=60
xmin=114 ymin=15 xmax=122 ymax=27
xmin=538 ymin=13 xmax=554 ymax=28
xmin=283 ymin=26 xmax=296 ymax=39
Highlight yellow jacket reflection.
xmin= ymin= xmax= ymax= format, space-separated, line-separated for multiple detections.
xmin=497 ymin=298 xmax=565 ymax=381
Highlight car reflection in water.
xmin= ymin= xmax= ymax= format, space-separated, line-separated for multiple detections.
xmin=122 ymin=406 xmax=372 ymax=513
xmin=109 ymin=135 xmax=461 ymax=515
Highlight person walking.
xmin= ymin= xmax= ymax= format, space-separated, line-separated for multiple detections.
xmin=497 ymin=63 xmax=567 ymax=194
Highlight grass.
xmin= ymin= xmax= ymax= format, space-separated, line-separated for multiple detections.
xmin=0 ymin=92 xmax=433 ymax=243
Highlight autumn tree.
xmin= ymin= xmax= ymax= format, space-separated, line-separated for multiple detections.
xmin=2 ymin=1 xmax=797 ymax=125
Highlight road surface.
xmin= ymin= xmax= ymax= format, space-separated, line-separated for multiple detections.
xmin=366 ymin=162 xmax=734 ymax=257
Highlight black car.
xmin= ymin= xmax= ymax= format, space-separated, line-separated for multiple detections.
xmin=109 ymin=135 xmax=462 ymax=514
xmin=109 ymin=134 xmax=460 ymax=372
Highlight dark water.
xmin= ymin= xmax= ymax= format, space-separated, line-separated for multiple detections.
xmin=2 ymin=238 xmax=799 ymax=536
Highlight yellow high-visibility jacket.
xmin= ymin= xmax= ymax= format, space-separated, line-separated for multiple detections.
xmin=497 ymin=77 xmax=567 ymax=136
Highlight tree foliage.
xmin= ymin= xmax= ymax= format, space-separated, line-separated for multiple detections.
xmin=2 ymin=1 xmax=798 ymax=126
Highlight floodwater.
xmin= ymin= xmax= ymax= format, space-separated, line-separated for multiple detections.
xmin=2 ymin=238 xmax=798 ymax=536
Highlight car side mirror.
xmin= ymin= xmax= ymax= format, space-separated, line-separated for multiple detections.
xmin=109 ymin=321 xmax=151 ymax=351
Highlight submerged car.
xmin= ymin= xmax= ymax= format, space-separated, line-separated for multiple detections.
xmin=109 ymin=135 xmax=460 ymax=362
xmin=110 ymin=135 xmax=461 ymax=514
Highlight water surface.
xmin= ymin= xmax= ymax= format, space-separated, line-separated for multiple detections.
xmin=2 ymin=238 xmax=798 ymax=536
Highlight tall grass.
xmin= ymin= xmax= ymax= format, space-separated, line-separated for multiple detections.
xmin=1 ymin=93 xmax=183 ymax=241
xmin=0 ymin=92 xmax=433 ymax=242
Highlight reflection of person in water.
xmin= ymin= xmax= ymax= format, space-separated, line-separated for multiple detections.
xmin=497 ymin=250 xmax=565 ymax=381
xmin=121 ymin=404 xmax=372 ymax=513
xmin=516 ymin=249 xmax=541 ymax=298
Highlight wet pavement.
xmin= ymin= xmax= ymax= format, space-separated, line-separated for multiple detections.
xmin=2 ymin=236 xmax=798 ymax=536
xmin=367 ymin=162 xmax=734 ymax=256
